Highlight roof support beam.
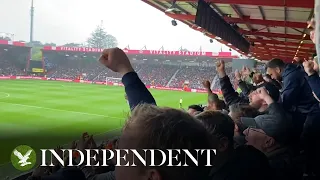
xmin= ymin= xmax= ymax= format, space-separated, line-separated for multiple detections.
xmin=250 ymin=47 xmax=311 ymax=54
xmin=258 ymin=6 xmax=269 ymax=33
xmin=240 ymin=30 xmax=309 ymax=40
xmin=254 ymin=53 xmax=308 ymax=58
xmin=253 ymin=48 xmax=308 ymax=54
xmin=248 ymin=38 xmax=315 ymax=48
xmin=224 ymin=16 xmax=306 ymax=28
xmin=231 ymin=5 xmax=252 ymax=30
xmin=165 ymin=13 xmax=195 ymax=21
xmin=168 ymin=0 xmax=313 ymax=8
xmin=165 ymin=13 xmax=307 ymax=28
xmin=253 ymin=51 xmax=310 ymax=57
xmin=253 ymin=45 xmax=312 ymax=52
xmin=284 ymin=7 xmax=287 ymax=42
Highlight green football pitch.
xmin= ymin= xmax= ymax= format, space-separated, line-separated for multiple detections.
xmin=0 ymin=80 xmax=206 ymax=178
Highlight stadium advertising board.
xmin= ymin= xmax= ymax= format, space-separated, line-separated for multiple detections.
xmin=32 ymin=68 xmax=44 ymax=73
xmin=0 ymin=76 xmax=216 ymax=94
xmin=42 ymin=46 xmax=236 ymax=57
xmin=0 ymin=76 xmax=14 ymax=79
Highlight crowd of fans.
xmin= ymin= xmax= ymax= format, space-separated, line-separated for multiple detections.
xmin=2 ymin=17 xmax=320 ymax=180
xmin=169 ymin=66 xmax=216 ymax=89
xmin=0 ymin=59 xmax=25 ymax=76
xmin=138 ymin=64 xmax=178 ymax=86
xmin=16 ymin=36 xmax=320 ymax=179
xmin=44 ymin=57 xmax=236 ymax=90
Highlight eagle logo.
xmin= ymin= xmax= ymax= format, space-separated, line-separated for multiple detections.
xmin=11 ymin=145 xmax=36 ymax=171
xmin=13 ymin=149 xmax=33 ymax=167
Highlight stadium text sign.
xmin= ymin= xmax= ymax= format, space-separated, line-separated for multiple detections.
xmin=148 ymin=50 xmax=206 ymax=56
xmin=58 ymin=47 xmax=104 ymax=52
xmin=40 ymin=149 xmax=216 ymax=167
xmin=45 ymin=46 xmax=229 ymax=57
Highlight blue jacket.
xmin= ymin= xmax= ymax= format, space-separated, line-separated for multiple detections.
xmin=281 ymin=64 xmax=319 ymax=114
xmin=122 ymin=72 xmax=157 ymax=109
xmin=307 ymin=73 xmax=320 ymax=101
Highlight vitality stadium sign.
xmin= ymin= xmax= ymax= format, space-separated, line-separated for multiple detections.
xmin=148 ymin=50 xmax=206 ymax=56
xmin=58 ymin=47 xmax=104 ymax=52
xmin=43 ymin=46 xmax=235 ymax=57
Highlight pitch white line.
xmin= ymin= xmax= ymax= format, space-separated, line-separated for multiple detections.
xmin=0 ymin=92 xmax=10 ymax=99
xmin=0 ymin=101 xmax=123 ymax=119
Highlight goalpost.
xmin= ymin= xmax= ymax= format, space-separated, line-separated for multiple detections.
xmin=105 ymin=77 xmax=122 ymax=86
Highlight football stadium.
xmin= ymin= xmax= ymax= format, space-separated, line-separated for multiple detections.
xmin=0 ymin=40 xmax=238 ymax=178
xmin=1 ymin=0 xmax=319 ymax=179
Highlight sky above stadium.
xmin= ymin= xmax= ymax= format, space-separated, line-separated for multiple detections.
xmin=0 ymin=0 xmax=235 ymax=53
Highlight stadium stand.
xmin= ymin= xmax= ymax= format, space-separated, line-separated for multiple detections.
xmin=39 ymin=46 xmax=237 ymax=92
xmin=0 ymin=40 xmax=29 ymax=76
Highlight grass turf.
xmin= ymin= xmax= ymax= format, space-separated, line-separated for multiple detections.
xmin=0 ymin=79 xmax=206 ymax=178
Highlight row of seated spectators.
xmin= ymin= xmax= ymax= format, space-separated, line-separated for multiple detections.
xmin=169 ymin=66 xmax=214 ymax=89
xmin=0 ymin=59 xmax=25 ymax=76
xmin=44 ymin=58 xmax=235 ymax=90
xmin=138 ymin=64 xmax=178 ymax=86
xmin=1 ymin=57 xmax=235 ymax=90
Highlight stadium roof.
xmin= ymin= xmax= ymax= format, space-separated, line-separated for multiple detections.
xmin=142 ymin=0 xmax=315 ymax=62
xmin=42 ymin=46 xmax=239 ymax=58
xmin=0 ymin=40 xmax=30 ymax=48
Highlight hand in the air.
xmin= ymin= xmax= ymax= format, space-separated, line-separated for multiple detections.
xmin=303 ymin=60 xmax=319 ymax=76
xmin=256 ymin=87 xmax=274 ymax=104
xmin=202 ymin=80 xmax=211 ymax=89
xmin=241 ymin=66 xmax=251 ymax=77
xmin=234 ymin=69 xmax=241 ymax=81
xmin=216 ymin=60 xmax=226 ymax=77
xmin=99 ymin=48 xmax=134 ymax=76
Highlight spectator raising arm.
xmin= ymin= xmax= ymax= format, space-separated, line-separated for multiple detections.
xmin=202 ymin=80 xmax=219 ymax=99
xmin=216 ymin=60 xmax=249 ymax=106
xmin=235 ymin=69 xmax=253 ymax=97
xmin=257 ymin=87 xmax=288 ymax=122
xmin=99 ymin=48 xmax=156 ymax=109
xmin=303 ymin=59 xmax=320 ymax=101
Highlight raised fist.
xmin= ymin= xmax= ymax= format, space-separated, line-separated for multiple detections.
xmin=241 ymin=66 xmax=251 ymax=76
xmin=234 ymin=69 xmax=241 ymax=81
xmin=202 ymin=80 xmax=211 ymax=89
xmin=303 ymin=60 xmax=319 ymax=76
xmin=216 ymin=60 xmax=225 ymax=73
xmin=99 ymin=48 xmax=134 ymax=76
xmin=310 ymin=30 xmax=315 ymax=44
xmin=256 ymin=87 xmax=270 ymax=100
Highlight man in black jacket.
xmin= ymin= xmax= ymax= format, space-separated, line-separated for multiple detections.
xmin=266 ymin=58 xmax=320 ymax=177
xmin=241 ymin=87 xmax=304 ymax=180
xmin=196 ymin=111 xmax=273 ymax=180
xmin=266 ymin=58 xmax=319 ymax=121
